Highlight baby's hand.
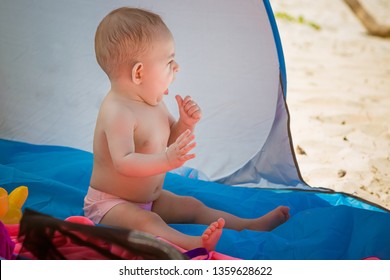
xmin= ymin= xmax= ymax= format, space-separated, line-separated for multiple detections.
xmin=166 ymin=129 xmax=196 ymax=169
xmin=175 ymin=95 xmax=202 ymax=127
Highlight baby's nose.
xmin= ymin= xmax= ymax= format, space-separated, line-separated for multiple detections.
xmin=173 ymin=61 xmax=180 ymax=73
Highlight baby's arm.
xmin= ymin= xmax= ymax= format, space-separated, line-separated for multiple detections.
xmin=168 ymin=95 xmax=202 ymax=145
xmin=104 ymin=107 xmax=195 ymax=177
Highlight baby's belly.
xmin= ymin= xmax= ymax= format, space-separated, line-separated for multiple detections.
xmin=90 ymin=169 xmax=165 ymax=203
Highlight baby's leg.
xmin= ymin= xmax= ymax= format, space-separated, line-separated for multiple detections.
xmin=100 ymin=202 xmax=224 ymax=251
xmin=197 ymin=205 xmax=290 ymax=232
xmin=198 ymin=205 xmax=290 ymax=232
xmin=153 ymin=191 xmax=289 ymax=232
xmin=245 ymin=206 xmax=290 ymax=231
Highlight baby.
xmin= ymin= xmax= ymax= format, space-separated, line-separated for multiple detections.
xmin=84 ymin=7 xmax=290 ymax=251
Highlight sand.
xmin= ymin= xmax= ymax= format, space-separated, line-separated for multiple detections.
xmin=269 ymin=0 xmax=390 ymax=210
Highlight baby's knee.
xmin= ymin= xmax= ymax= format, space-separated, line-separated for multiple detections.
xmin=132 ymin=210 xmax=162 ymax=229
xmin=142 ymin=210 xmax=162 ymax=223
xmin=181 ymin=196 xmax=205 ymax=211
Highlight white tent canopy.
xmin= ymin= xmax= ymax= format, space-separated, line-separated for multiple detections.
xmin=0 ymin=0 xmax=307 ymax=189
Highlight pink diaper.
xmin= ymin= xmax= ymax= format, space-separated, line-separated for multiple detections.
xmin=83 ymin=187 xmax=153 ymax=224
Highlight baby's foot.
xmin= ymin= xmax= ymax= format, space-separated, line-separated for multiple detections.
xmin=251 ymin=206 xmax=290 ymax=231
xmin=201 ymin=218 xmax=225 ymax=251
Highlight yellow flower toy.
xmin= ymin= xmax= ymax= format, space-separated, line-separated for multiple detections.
xmin=0 ymin=186 xmax=28 ymax=224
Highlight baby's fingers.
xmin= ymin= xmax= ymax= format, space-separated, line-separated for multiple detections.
xmin=179 ymin=140 xmax=196 ymax=155
xmin=180 ymin=153 xmax=196 ymax=161
xmin=176 ymin=129 xmax=192 ymax=144
xmin=176 ymin=130 xmax=195 ymax=148
xmin=187 ymin=106 xmax=202 ymax=119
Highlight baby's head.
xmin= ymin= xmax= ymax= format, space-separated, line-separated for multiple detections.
xmin=95 ymin=7 xmax=172 ymax=79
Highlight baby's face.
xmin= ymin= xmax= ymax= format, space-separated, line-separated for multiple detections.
xmin=139 ymin=33 xmax=180 ymax=106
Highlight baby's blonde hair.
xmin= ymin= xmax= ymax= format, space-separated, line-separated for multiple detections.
xmin=95 ymin=7 xmax=170 ymax=78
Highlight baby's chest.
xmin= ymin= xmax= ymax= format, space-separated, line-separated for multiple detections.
xmin=134 ymin=114 xmax=170 ymax=152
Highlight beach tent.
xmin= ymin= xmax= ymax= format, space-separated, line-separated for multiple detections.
xmin=0 ymin=0 xmax=389 ymax=259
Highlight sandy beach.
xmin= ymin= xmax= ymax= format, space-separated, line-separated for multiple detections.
xmin=269 ymin=0 xmax=390 ymax=209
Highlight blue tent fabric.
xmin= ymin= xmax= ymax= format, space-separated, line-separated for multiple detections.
xmin=1 ymin=139 xmax=389 ymax=260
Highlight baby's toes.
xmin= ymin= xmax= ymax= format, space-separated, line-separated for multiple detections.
xmin=217 ymin=218 xmax=225 ymax=228
xmin=204 ymin=228 xmax=212 ymax=236
xmin=211 ymin=221 xmax=220 ymax=229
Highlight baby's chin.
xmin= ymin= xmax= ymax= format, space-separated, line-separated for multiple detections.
xmin=146 ymin=97 xmax=163 ymax=106
xmin=144 ymin=91 xmax=167 ymax=106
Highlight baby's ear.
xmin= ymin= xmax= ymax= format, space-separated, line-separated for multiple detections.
xmin=131 ymin=62 xmax=143 ymax=85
